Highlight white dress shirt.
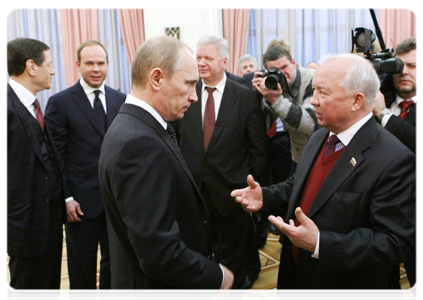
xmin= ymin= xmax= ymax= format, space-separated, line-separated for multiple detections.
xmin=200 ymin=73 xmax=227 ymax=126
xmin=9 ymin=79 xmax=38 ymax=118
xmin=79 ymin=78 xmax=107 ymax=114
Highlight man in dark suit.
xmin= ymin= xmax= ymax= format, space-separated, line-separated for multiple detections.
xmin=7 ymin=37 xmax=66 ymax=289
xmin=232 ymin=54 xmax=415 ymax=289
xmin=98 ymin=36 xmax=233 ymax=289
xmin=372 ymin=37 xmax=416 ymax=287
xmin=174 ymin=35 xmax=267 ymax=289
xmin=45 ymin=40 xmax=126 ymax=289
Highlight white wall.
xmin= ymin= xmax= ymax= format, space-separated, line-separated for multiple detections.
xmin=144 ymin=9 xmax=223 ymax=53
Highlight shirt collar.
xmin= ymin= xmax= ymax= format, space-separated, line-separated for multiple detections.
xmin=330 ymin=112 xmax=373 ymax=146
xmin=201 ymin=72 xmax=227 ymax=93
xmin=9 ymin=79 xmax=37 ymax=109
xmin=125 ymin=94 xmax=167 ymax=130
xmin=395 ymin=93 xmax=417 ymax=107
xmin=80 ymin=77 xmax=106 ymax=96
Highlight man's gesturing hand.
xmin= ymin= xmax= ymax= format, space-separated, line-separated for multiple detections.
xmin=231 ymin=175 xmax=263 ymax=213
xmin=268 ymin=207 xmax=319 ymax=253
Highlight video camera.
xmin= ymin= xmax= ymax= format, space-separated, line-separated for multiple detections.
xmin=258 ymin=67 xmax=291 ymax=95
xmin=351 ymin=9 xmax=403 ymax=75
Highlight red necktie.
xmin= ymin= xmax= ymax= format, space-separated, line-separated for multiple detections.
xmin=33 ymin=99 xmax=44 ymax=131
xmin=398 ymin=100 xmax=414 ymax=120
xmin=266 ymin=121 xmax=277 ymax=138
xmin=204 ymin=87 xmax=216 ymax=150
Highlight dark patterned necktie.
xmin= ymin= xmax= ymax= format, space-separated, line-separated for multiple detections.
xmin=398 ymin=100 xmax=414 ymax=120
xmin=93 ymin=90 xmax=107 ymax=134
xmin=204 ymin=87 xmax=216 ymax=150
xmin=166 ymin=123 xmax=179 ymax=150
xmin=33 ymin=99 xmax=44 ymax=131
xmin=324 ymin=135 xmax=344 ymax=156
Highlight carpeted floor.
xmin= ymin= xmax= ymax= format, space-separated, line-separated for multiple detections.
xmin=7 ymin=229 xmax=410 ymax=289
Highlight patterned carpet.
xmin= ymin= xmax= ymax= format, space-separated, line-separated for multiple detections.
xmin=7 ymin=229 xmax=410 ymax=289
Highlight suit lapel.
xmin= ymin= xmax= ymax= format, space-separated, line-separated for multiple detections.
xmin=71 ymin=81 xmax=105 ymax=137
xmin=105 ymin=86 xmax=119 ymax=128
xmin=286 ymin=129 xmax=327 ymax=218
xmin=206 ymin=78 xmax=236 ymax=152
xmin=122 ymin=104 xmax=201 ymax=194
xmin=8 ymin=84 xmax=46 ymax=168
xmin=307 ymin=118 xmax=375 ymax=218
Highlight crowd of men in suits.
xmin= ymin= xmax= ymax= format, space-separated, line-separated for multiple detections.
xmin=7 ymin=33 xmax=415 ymax=290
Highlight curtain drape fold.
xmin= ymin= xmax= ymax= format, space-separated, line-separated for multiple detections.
xmin=378 ymin=9 xmax=416 ymax=49
xmin=118 ymin=9 xmax=145 ymax=66
xmin=59 ymin=9 xmax=99 ymax=87
xmin=223 ymin=9 xmax=250 ymax=75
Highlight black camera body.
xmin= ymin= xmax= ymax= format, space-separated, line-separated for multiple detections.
xmin=258 ymin=67 xmax=289 ymax=91
xmin=351 ymin=26 xmax=403 ymax=75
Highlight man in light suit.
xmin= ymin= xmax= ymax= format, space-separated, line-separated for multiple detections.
xmin=174 ymin=35 xmax=267 ymax=289
xmin=372 ymin=37 xmax=416 ymax=287
xmin=98 ymin=36 xmax=233 ymax=289
xmin=8 ymin=37 xmax=66 ymax=289
xmin=45 ymin=40 xmax=126 ymax=289
xmin=232 ymin=54 xmax=415 ymax=289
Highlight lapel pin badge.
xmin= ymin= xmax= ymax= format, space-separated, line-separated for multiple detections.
xmin=350 ymin=157 xmax=357 ymax=167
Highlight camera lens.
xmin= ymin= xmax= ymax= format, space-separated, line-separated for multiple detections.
xmin=265 ymin=75 xmax=278 ymax=90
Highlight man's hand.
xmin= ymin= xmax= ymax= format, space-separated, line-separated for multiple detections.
xmin=231 ymin=175 xmax=263 ymax=213
xmin=66 ymin=200 xmax=84 ymax=222
xmin=219 ymin=264 xmax=234 ymax=289
xmin=372 ymin=91 xmax=386 ymax=117
xmin=252 ymin=72 xmax=283 ymax=104
xmin=268 ymin=207 xmax=318 ymax=253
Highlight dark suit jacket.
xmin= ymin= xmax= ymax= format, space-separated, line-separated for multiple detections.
xmin=7 ymin=84 xmax=66 ymax=257
xmin=98 ymin=103 xmax=222 ymax=288
xmin=45 ymin=81 xmax=126 ymax=219
xmin=175 ymin=78 xmax=267 ymax=216
xmin=260 ymin=117 xmax=415 ymax=289
xmin=226 ymin=71 xmax=247 ymax=86
xmin=383 ymin=90 xmax=416 ymax=153
xmin=242 ymin=69 xmax=265 ymax=90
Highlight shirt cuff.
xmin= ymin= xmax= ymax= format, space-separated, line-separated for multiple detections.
xmin=218 ymin=263 xmax=225 ymax=286
xmin=381 ymin=113 xmax=393 ymax=127
xmin=311 ymin=231 xmax=320 ymax=259
xmin=65 ymin=196 xmax=75 ymax=203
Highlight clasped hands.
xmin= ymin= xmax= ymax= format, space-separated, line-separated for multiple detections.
xmin=231 ymin=175 xmax=319 ymax=253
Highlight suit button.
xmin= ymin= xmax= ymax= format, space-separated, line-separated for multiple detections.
xmin=203 ymin=220 xmax=207 ymax=227
xmin=45 ymin=198 xmax=49 ymax=203
xmin=44 ymin=175 xmax=49 ymax=181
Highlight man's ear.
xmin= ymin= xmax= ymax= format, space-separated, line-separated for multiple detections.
xmin=150 ymin=68 xmax=164 ymax=91
xmin=26 ymin=59 xmax=36 ymax=77
xmin=351 ymin=92 xmax=365 ymax=112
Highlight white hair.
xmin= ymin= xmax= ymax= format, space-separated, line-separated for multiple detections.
xmin=323 ymin=53 xmax=380 ymax=106
xmin=197 ymin=35 xmax=230 ymax=61
xmin=238 ymin=54 xmax=257 ymax=70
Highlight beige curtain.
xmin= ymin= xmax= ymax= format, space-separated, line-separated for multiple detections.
xmin=378 ymin=9 xmax=416 ymax=49
xmin=223 ymin=9 xmax=250 ymax=75
xmin=118 ymin=9 xmax=145 ymax=66
xmin=59 ymin=9 xmax=99 ymax=87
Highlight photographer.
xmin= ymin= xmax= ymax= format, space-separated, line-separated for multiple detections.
xmin=373 ymin=37 xmax=416 ymax=154
xmin=372 ymin=37 xmax=416 ymax=288
xmin=253 ymin=45 xmax=320 ymax=174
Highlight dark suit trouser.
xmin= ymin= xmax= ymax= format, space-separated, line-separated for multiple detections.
xmin=201 ymin=182 xmax=250 ymax=289
xmin=9 ymin=200 xmax=63 ymax=289
xmin=65 ymin=210 xmax=110 ymax=289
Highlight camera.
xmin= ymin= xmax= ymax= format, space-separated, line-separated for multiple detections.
xmin=351 ymin=26 xmax=403 ymax=75
xmin=258 ymin=67 xmax=289 ymax=91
